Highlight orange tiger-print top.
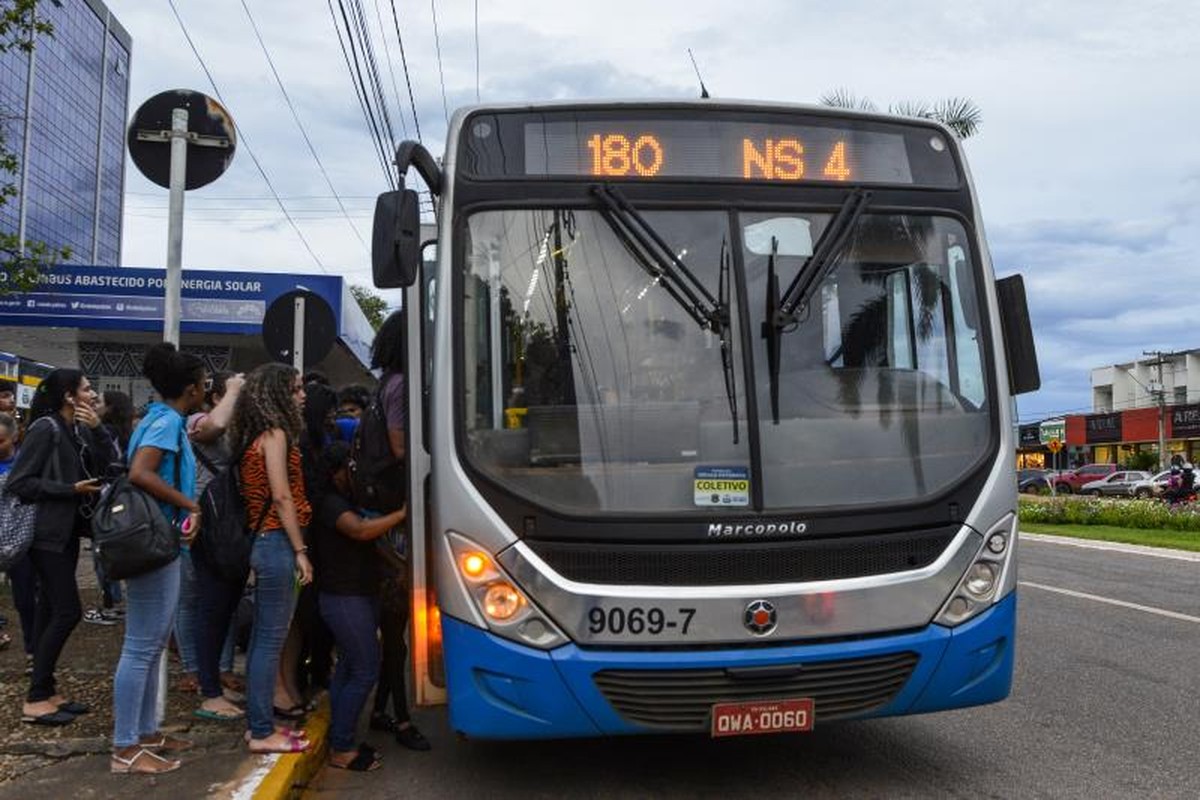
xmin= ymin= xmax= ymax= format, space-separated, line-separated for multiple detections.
xmin=241 ymin=434 xmax=312 ymax=532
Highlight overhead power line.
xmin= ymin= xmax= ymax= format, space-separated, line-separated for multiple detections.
xmin=371 ymin=0 xmax=410 ymax=139
xmin=430 ymin=0 xmax=450 ymax=125
xmin=239 ymin=0 xmax=367 ymax=250
xmin=166 ymin=0 xmax=326 ymax=272
xmin=387 ymin=0 xmax=423 ymax=142
xmin=474 ymin=0 xmax=480 ymax=102
xmin=328 ymin=0 xmax=396 ymax=188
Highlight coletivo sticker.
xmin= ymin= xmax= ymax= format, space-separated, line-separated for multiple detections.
xmin=694 ymin=466 xmax=750 ymax=507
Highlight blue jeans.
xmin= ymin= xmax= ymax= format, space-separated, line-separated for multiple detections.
xmin=175 ymin=548 xmax=199 ymax=674
xmin=195 ymin=556 xmax=243 ymax=699
xmin=91 ymin=548 xmax=123 ymax=608
xmin=318 ymin=592 xmax=381 ymax=753
xmin=246 ymin=530 xmax=297 ymax=739
xmin=177 ymin=549 xmax=237 ymax=677
xmin=112 ymin=557 xmax=181 ymax=747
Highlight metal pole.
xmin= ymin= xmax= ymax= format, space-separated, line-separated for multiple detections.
xmin=156 ymin=107 xmax=189 ymax=726
xmin=164 ymin=107 xmax=188 ymax=346
xmin=293 ymin=296 xmax=306 ymax=371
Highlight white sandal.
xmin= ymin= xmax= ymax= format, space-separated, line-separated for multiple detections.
xmin=110 ymin=748 xmax=182 ymax=775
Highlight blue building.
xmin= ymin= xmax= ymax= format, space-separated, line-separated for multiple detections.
xmin=0 ymin=0 xmax=131 ymax=265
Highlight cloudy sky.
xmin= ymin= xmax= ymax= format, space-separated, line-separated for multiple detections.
xmin=105 ymin=0 xmax=1200 ymax=422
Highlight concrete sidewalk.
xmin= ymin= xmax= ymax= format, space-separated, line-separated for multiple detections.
xmin=0 ymin=702 xmax=329 ymax=800
xmin=0 ymin=728 xmax=254 ymax=800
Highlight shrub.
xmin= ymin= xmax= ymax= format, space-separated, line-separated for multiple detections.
xmin=1018 ymin=496 xmax=1200 ymax=531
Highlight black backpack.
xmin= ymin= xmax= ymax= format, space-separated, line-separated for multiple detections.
xmin=194 ymin=451 xmax=268 ymax=583
xmin=91 ymin=427 xmax=183 ymax=581
xmin=349 ymin=378 xmax=406 ymax=512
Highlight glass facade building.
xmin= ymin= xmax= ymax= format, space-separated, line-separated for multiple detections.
xmin=0 ymin=0 xmax=131 ymax=265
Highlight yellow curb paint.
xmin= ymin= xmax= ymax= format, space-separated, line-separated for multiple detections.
xmin=244 ymin=700 xmax=330 ymax=800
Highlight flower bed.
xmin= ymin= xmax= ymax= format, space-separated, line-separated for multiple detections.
xmin=1018 ymin=495 xmax=1200 ymax=532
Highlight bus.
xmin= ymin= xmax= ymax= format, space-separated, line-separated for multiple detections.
xmin=371 ymin=100 xmax=1040 ymax=739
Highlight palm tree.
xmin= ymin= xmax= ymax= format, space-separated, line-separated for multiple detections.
xmin=819 ymin=89 xmax=982 ymax=139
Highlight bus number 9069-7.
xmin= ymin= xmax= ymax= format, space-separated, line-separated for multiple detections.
xmin=587 ymin=606 xmax=696 ymax=636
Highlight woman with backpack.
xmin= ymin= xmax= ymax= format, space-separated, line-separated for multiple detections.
xmin=228 ymin=363 xmax=314 ymax=754
xmin=174 ymin=371 xmax=243 ymax=697
xmin=110 ymin=343 xmax=209 ymax=775
xmin=7 ymin=369 xmax=115 ymax=727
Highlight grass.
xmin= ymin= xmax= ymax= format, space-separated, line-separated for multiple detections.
xmin=1020 ymin=522 xmax=1200 ymax=552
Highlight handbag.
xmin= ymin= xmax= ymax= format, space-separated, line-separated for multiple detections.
xmin=91 ymin=426 xmax=183 ymax=580
xmin=0 ymin=418 xmax=61 ymax=570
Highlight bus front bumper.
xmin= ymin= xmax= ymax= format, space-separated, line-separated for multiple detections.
xmin=440 ymin=592 xmax=1015 ymax=739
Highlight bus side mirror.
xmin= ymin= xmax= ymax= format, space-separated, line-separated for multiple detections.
xmin=372 ymin=189 xmax=421 ymax=288
xmin=996 ymin=274 xmax=1040 ymax=395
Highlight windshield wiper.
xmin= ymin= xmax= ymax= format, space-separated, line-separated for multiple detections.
xmin=591 ymin=184 xmax=738 ymax=441
xmin=762 ymin=188 xmax=872 ymax=424
xmin=717 ymin=236 xmax=738 ymax=443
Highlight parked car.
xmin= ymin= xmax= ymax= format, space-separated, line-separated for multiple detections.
xmin=1080 ymin=470 xmax=1152 ymax=497
xmin=1017 ymin=468 xmax=1053 ymax=494
xmin=1054 ymin=463 xmax=1119 ymax=494
xmin=1129 ymin=470 xmax=1172 ymax=498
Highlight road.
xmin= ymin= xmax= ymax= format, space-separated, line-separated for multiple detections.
xmin=308 ymin=534 xmax=1200 ymax=799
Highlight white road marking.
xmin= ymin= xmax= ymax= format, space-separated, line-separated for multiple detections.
xmin=1019 ymin=581 xmax=1200 ymax=624
xmin=1019 ymin=531 xmax=1200 ymax=562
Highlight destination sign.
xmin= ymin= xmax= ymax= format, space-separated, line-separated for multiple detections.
xmin=459 ymin=109 xmax=962 ymax=188
xmin=525 ymin=120 xmax=915 ymax=184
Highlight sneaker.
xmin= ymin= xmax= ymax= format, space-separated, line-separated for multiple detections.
xmin=83 ymin=609 xmax=116 ymax=626
xmin=100 ymin=608 xmax=124 ymax=622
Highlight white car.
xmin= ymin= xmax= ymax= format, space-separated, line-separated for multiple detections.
xmin=1079 ymin=470 xmax=1152 ymax=497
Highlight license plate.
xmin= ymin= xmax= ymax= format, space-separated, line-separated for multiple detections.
xmin=710 ymin=698 xmax=814 ymax=738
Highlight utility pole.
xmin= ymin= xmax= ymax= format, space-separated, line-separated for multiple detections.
xmin=1143 ymin=350 xmax=1182 ymax=470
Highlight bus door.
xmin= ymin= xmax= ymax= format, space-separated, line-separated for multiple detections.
xmin=407 ymin=240 xmax=446 ymax=706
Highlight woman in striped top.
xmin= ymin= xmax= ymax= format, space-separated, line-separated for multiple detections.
xmin=228 ymin=364 xmax=313 ymax=754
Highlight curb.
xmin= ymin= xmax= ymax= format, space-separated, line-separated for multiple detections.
xmin=229 ymin=699 xmax=330 ymax=800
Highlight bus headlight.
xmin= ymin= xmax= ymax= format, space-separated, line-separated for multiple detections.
xmin=935 ymin=514 xmax=1016 ymax=627
xmin=447 ymin=532 xmax=566 ymax=649
xmin=483 ymin=582 xmax=524 ymax=620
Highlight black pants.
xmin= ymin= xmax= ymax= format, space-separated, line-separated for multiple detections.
xmin=194 ymin=556 xmax=244 ymax=700
xmin=27 ymin=538 xmax=82 ymax=703
xmin=373 ymin=572 xmax=410 ymax=724
xmin=7 ymin=553 xmax=39 ymax=656
xmin=295 ymin=585 xmax=335 ymax=695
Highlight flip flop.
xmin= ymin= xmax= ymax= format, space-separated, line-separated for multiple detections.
xmin=273 ymin=705 xmax=306 ymax=720
xmin=23 ymin=710 xmax=76 ymax=726
xmin=330 ymin=748 xmax=381 ymax=772
xmin=57 ymin=701 xmax=90 ymax=715
xmin=194 ymin=707 xmax=245 ymax=722
xmin=248 ymin=737 xmax=310 ymax=755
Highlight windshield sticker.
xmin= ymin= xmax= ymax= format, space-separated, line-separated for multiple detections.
xmin=694 ymin=466 xmax=750 ymax=507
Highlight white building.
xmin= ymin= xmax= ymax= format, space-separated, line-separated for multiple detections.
xmin=1091 ymin=350 xmax=1200 ymax=413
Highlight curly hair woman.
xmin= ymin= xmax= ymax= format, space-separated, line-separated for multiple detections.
xmin=228 ymin=364 xmax=314 ymax=754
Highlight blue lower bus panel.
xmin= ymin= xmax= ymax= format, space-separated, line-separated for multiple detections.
xmin=441 ymin=593 xmax=1016 ymax=739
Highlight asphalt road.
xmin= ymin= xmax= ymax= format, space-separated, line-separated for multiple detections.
xmin=308 ymin=534 xmax=1200 ymax=799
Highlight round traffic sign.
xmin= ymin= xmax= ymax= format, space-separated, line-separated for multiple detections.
xmin=262 ymin=290 xmax=337 ymax=368
xmin=128 ymin=89 xmax=236 ymax=190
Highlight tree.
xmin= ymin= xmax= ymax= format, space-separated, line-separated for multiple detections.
xmin=350 ymin=284 xmax=388 ymax=330
xmin=819 ymin=89 xmax=982 ymax=139
xmin=1 ymin=0 xmax=70 ymax=293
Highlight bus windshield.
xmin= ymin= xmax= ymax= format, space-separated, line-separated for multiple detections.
xmin=460 ymin=207 xmax=991 ymax=515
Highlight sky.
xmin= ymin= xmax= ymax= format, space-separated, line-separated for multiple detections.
xmin=103 ymin=0 xmax=1200 ymax=422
